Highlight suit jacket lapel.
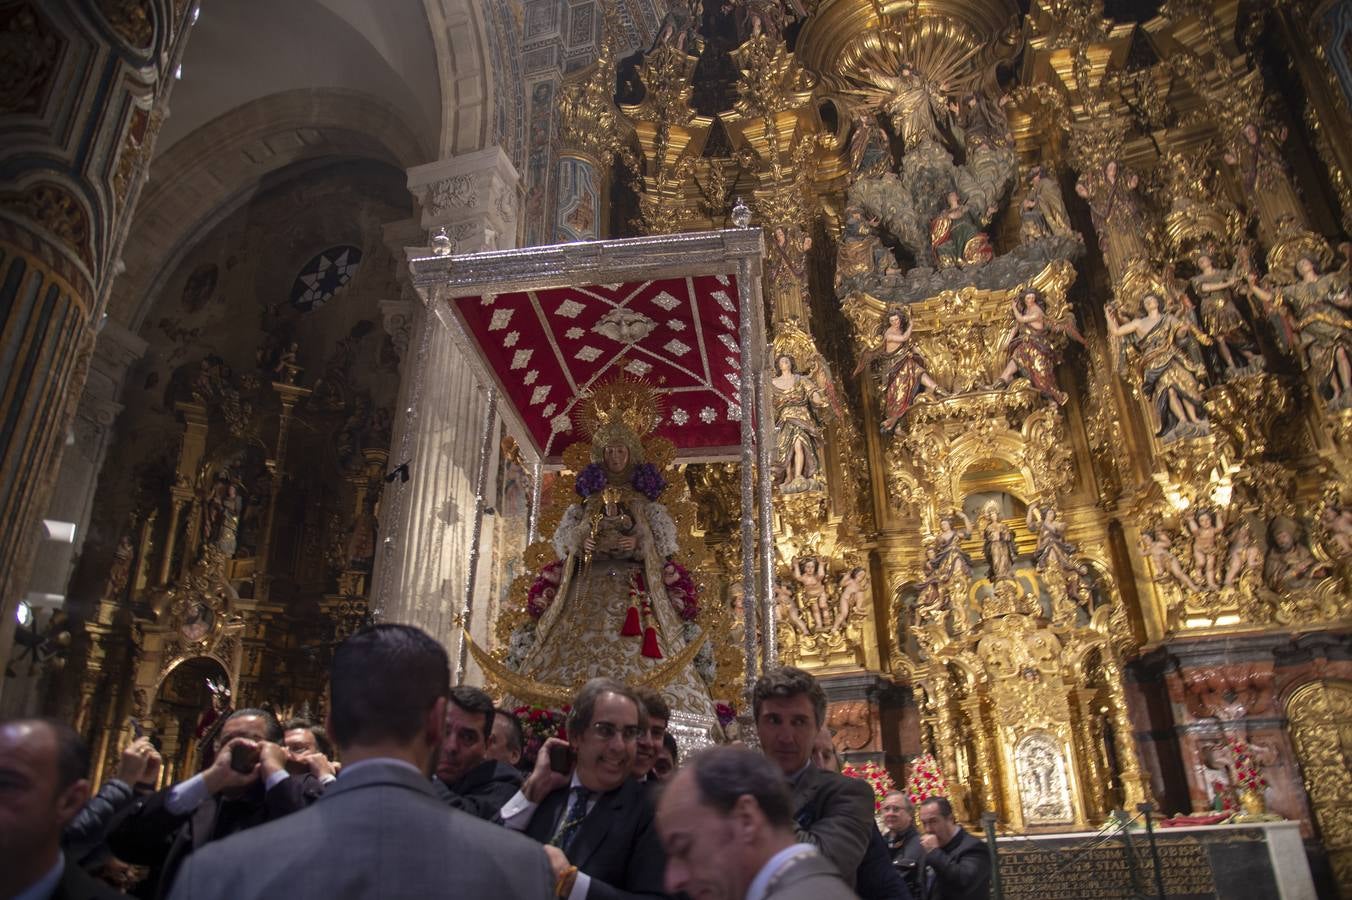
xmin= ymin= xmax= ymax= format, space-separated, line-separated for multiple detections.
xmin=190 ymin=796 xmax=219 ymax=849
xmin=567 ymin=783 xmax=625 ymax=869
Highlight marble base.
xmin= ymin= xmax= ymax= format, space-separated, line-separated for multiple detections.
xmin=992 ymin=821 xmax=1315 ymax=900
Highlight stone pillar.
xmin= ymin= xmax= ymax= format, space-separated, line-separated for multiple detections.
xmin=0 ymin=0 xmax=195 ymax=672
xmin=371 ymin=148 xmax=519 ymax=661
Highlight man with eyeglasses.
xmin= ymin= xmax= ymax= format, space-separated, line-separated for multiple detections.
xmin=501 ymin=677 xmax=667 ymax=899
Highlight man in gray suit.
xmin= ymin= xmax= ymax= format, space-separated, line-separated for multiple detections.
xmin=754 ymin=667 xmax=875 ymax=889
xmin=656 ymin=746 xmax=858 ymax=900
xmin=167 ymin=624 xmax=554 ymax=900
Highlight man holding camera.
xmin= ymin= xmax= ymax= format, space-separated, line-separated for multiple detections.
xmin=108 ymin=708 xmax=317 ymax=898
xmin=500 ymin=677 xmax=667 ymax=899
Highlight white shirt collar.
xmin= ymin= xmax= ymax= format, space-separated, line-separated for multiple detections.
xmin=745 ymin=843 xmax=816 ymax=900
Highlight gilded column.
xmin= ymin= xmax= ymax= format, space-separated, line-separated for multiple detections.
xmin=960 ymin=696 xmax=1001 ymax=820
xmin=1101 ymin=656 xmax=1151 ymax=810
xmin=372 ymin=148 xmax=519 ymax=660
xmin=0 ymin=0 xmax=195 ymax=671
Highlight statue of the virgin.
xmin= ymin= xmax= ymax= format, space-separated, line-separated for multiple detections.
xmin=509 ymin=380 xmax=717 ymax=719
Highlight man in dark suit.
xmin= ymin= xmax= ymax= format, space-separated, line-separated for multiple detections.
xmin=501 ymin=676 xmax=666 ymax=899
xmin=656 ymin=746 xmax=856 ymax=900
xmin=432 ymin=685 xmax=522 ymax=820
xmin=754 ymin=667 xmax=875 ymax=890
xmin=0 ymin=718 xmax=121 ymax=899
xmin=166 ymin=624 xmax=554 ymax=900
xmin=107 ymin=708 xmax=318 ymax=897
xmin=917 ymin=797 xmax=990 ymax=900
xmin=882 ymin=791 xmax=925 ymax=899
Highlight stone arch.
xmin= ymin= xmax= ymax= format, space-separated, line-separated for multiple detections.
xmin=109 ymin=89 xmax=426 ymax=331
xmin=423 ymin=0 xmax=501 ymax=159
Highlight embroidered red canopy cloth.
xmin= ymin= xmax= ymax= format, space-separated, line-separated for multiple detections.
xmin=451 ymin=275 xmax=744 ymax=460
xmin=421 ymin=230 xmax=767 ymax=466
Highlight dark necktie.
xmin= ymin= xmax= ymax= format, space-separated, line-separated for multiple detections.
xmin=550 ymin=786 xmax=593 ymax=853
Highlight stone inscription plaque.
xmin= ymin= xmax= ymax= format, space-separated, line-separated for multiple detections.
xmin=996 ymin=828 xmax=1279 ymax=900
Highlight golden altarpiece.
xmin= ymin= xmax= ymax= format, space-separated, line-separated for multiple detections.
xmin=45 ymin=0 xmax=1352 ymax=890
xmin=533 ymin=0 xmax=1351 ymax=877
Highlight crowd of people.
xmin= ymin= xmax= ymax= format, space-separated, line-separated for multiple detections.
xmin=0 ymin=624 xmax=993 ymax=899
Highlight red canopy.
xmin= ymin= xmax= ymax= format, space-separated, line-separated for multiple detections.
xmin=450 ymin=273 xmax=745 ymax=462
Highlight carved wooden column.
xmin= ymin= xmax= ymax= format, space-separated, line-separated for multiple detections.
xmin=371 ymin=148 xmax=519 ymax=660
xmin=0 ymin=0 xmax=195 ymax=671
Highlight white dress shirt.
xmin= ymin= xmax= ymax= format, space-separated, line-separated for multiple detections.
xmin=500 ymin=773 xmax=599 ymax=900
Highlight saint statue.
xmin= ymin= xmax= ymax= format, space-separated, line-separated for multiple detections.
xmin=865 ymin=63 xmax=949 ymax=153
xmin=979 ymin=501 xmax=1017 ymax=580
xmin=1105 ymin=292 xmax=1211 ymax=441
xmin=932 ymin=511 xmax=974 ymax=581
xmin=1027 ymin=504 xmax=1077 ymax=575
xmin=854 ymin=308 xmax=946 ymax=434
xmin=1263 ymin=518 xmax=1330 ymax=593
xmin=201 ymin=473 xmax=243 ymax=558
xmin=848 ymin=111 xmax=893 ymax=180
xmin=766 ymin=225 xmax=813 ymax=316
xmin=516 ymin=382 xmax=715 ymax=717
xmin=929 ymin=191 xmax=994 ymax=269
xmin=652 ymin=0 xmax=701 ymax=51
xmin=770 ymin=354 xmax=830 ymax=494
xmin=1020 ymin=165 xmax=1075 ymax=243
xmin=1075 ymin=160 xmax=1150 ymax=279
xmin=1223 ymin=121 xmax=1306 ymax=242
xmin=835 ymin=205 xmax=897 ymax=291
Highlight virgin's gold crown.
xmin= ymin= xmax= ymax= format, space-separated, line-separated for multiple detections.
xmin=577 ymin=376 xmax=665 ymax=442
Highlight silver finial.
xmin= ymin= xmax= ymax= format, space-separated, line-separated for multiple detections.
xmin=731 ymin=197 xmax=752 ymax=228
xmin=431 ymin=225 xmax=453 ymax=256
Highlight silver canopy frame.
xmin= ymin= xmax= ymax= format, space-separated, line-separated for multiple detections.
xmin=406 ymin=229 xmax=776 ymax=696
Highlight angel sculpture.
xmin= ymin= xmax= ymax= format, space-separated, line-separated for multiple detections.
xmin=1139 ymin=528 xmax=1201 ymax=594
xmin=1318 ymin=494 xmax=1352 ymax=561
xmin=1189 ymin=251 xmax=1262 ymax=375
xmin=794 ymin=557 xmax=832 ymax=632
xmin=1186 ymin=507 xmax=1226 ymax=592
xmin=979 ymin=500 xmax=1017 ymax=580
xmin=853 ymin=308 xmax=946 ymax=434
xmin=770 ymin=351 xmax=836 ymax=494
xmin=1246 ymin=256 xmax=1352 ymax=408
xmin=775 ymin=577 xmax=811 ymax=636
xmin=991 ymin=288 xmax=1085 ymax=405
xmin=835 ymin=567 xmax=869 ymax=630
xmin=1223 ymin=520 xmax=1264 ymax=587
xmin=1105 ymin=292 xmax=1212 ymax=441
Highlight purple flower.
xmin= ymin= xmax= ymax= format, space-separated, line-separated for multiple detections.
xmin=631 ymin=463 xmax=667 ymax=501
xmin=575 ymin=463 xmax=608 ymax=497
xmin=715 ymin=702 xmax=736 ymax=726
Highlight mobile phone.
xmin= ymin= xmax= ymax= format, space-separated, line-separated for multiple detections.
xmin=548 ymin=743 xmax=576 ymax=775
xmin=229 ymin=742 xmax=260 ymax=774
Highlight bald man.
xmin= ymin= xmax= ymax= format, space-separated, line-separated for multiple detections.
xmin=0 ymin=718 xmax=121 ymax=899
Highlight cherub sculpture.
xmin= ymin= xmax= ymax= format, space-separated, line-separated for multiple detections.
xmin=1186 ymin=507 xmax=1226 ymax=592
xmin=1140 ymin=528 xmax=1201 ymax=593
xmin=836 ymin=566 xmax=869 ymax=630
xmin=794 ymin=556 xmax=832 ymax=632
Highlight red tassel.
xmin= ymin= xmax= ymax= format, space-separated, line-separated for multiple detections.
xmin=620 ymin=605 xmax=641 ymax=637
xmin=641 ymin=626 xmax=662 ymax=659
